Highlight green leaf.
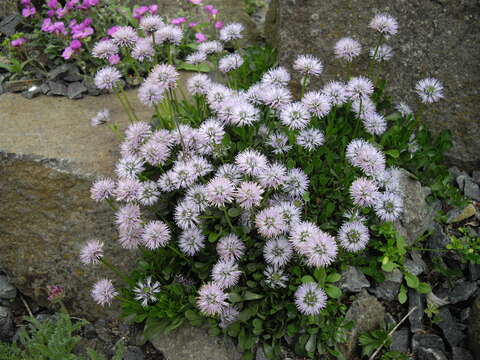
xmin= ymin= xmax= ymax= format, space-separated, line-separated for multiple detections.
xmin=177 ymin=61 xmax=210 ymax=72
xmin=228 ymin=207 xmax=242 ymax=217
xmin=385 ymin=149 xmax=400 ymax=158
xmin=404 ymin=272 xmax=420 ymax=289
xmin=325 ymin=285 xmax=342 ymax=299
xmin=243 ymin=291 xmax=264 ymax=301
xmin=305 ymin=334 xmax=317 ymax=353
xmin=398 ymin=285 xmax=407 ymax=304
xmin=314 ymin=268 xmax=326 ymax=284
xmin=326 ymin=272 xmax=341 ymax=283
xmin=417 ymin=282 xmax=431 ymax=294
xmin=229 ymin=292 xmax=243 ymax=303
xmin=381 ymin=261 xmax=396 ymax=272
xmin=301 ymin=275 xmax=315 ymax=283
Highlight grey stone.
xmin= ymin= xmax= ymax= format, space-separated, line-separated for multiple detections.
xmin=339 ymin=290 xmax=385 ymax=359
xmin=417 ymin=348 xmax=448 ymax=360
xmin=83 ymin=323 xmax=97 ymax=339
xmin=40 ymin=82 xmax=50 ymax=95
xmin=463 ymin=178 xmax=480 ymax=201
xmin=371 ymin=268 xmax=403 ymax=301
xmin=256 ymin=347 xmax=267 ymax=360
xmin=339 ymin=266 xmax=370 ymax=293
xmin=437 ymin=308 xmax=465 ymax=347
xmin=266 ymin=0 xmax=480 ymax=171
xmin=411 ymin=333 xmax=446 ymax=353
xmin=47 ymin=81 xmax=68 ymax=96
xmin=449 ymin=281 xmax=478 ymax=304
xmin=468 ymin=264 xmax=480 ymax=281
xmin=450 ymin=167 xmax=467 ymax=181
xmin=460 ymin=307 xmax=471 ymax=323
xmin=427 ymin=223 xmax=450 ymax=250
xmin=47 ymin=64 xmax=78 ymax=81
xmin=404 ymin=253 xmax=426 ymax=276
xmin=123 ymin=346 xmax=145 ymax=360
xmin=390 ymin=328 xmax=409 ymax=353
xmin=0 ymin=306 xmax=14 ymax=341
xmin=394 ymin=170 xmax=435 ymax=245
xmin=67 ymin=82 xmax=88 ymax=99
xmin=0 ymin=276 xmax=16 ymax=300
xmin=0 ymin=13 xmax=20 ymax=36
xmin=447 ymin=204 xmax=477 ymax=224
xmin=472 ymin=171 xmax=480 ymax=184
xmin=0 ymin=91 xmax=153 ymax=320
xmin=384 ymin=312 xmax=396 ymax=327
xmin=457 ymin=174 xmax=468 ymax=190
xmin=409 ymin=289 xmax=424 ymax=333
xmin=63 ymin=67 xmax=84 ymax=83
xmin=21 ymin=85 xmax=43 ymax=99
xmin=0 ymin=0 xmax=17 ymax=18
xmin=468 ymin=295 xmax=480 ymax=358
xmin=452 ymin=347 xmax=474 ymax=360
xmin=150 ymin=324 xmax=242 ymax=360
xmin=4 ymin=79 xmax=42 ymax=93
xmin=83 ymin=78 xmax=101 ymax=96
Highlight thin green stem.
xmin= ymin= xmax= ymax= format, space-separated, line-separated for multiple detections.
xmin=223 ymin=208 xmax=235 ymax=232
xmin=100 ymin=258 xmax=130 ymax=283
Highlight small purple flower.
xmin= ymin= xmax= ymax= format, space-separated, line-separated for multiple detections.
xmin=217 ymin=234 xmax=245 ymax=261
xmin=195 ymin=32 xmax=208 ymax=43
xmin=11 ymin=38 xmax=27 ymax=47
xmin=293 ymin=54 xmax=323 ymax=77
xmin=255 ymin=207 xmax=287 ymax=238
xmin=94 ymin=66 xmax=122 ymax=90
xmin=133 ymin=276 xmax=161 ymax=307
xmin=334 ymin=37 xmax=362 ymax=62
xmin=369 ymin=13 xmax=398 ymax=37
xmin=264 ymin=237 xmax=293 ymax=267
xmin=219 ymin=23 xmax=243 ymax=42
xmin=205 ymin=177 xmax=236 ymax=207
xmin=142 ymin=221 xmax=171 ymax=249
xmin=350 ymin=177 xmax=380 ymax=207
xmin=80 ymin=239 xmax=104 ymax=265
xmin=171 ymin=17 xmax=187 ymax=25
xmin=197 ymin=282 xmax=228 ymax=316
xmin=415 ymin=78 xmax=444 ymax=104
xmin=215 ymin=21 xmax=224 ymax=29
xmin=179 ymin=227 xmax=205 ymax=256
xmin=338 ymin=220 xmax=370 ymax=252
xmin=294 ymin=283 xmax=327 ymax=315
xmin=22 ymin=6 xmax=36 ymax=17
xmin=91 ymin=279 xmax=118 ymax=306
xmin=90 ymin=178 xmax=115 ymax=201
xmin=211 ymin=259 xmax=241 ymax=289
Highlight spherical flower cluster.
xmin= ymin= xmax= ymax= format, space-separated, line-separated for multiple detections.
xmin=91 ymin=279 xmax=118 ymax=306
xmin=264 ymin=237 xmax=293 ymax=268
xmin=346 ymin=139 xmax=386 ymax=176
xmin=142 ymin=221 xmax=171 ymax=249
xmin=293 ymin=55 xmax=323 ymax=77
xmin=94 ymin=66 xmax=121 ymax=90
xmin=212 ymin=259 xmax=241 ymax=289
xmin=415 ymin=78 xmax=444 ymax=104
xmin=154 ymin=25 xmax=183 ymax=45
xmin=296 ymin=128 xmax=325 ymax=151
xmin=179 ymin=227 xmax=205 ymax=255
xmin=369 ymin=13 xmax=398 ymax=37
xmin=133 ymin=276 xmax=161 ymax=307
xmin=80 ymin=239 xmax=104 ymax=265
xmin=370 ymin=44 xmax=394 ymax=62
xmin=219 ymin=23 xmax=244 ymax=42
xmin=338 ymin=221 xmax=370 ymax=252
xmin=90 ymin=178 xmax=115 ymax=201
xmin=294 ymin=283 xmax=327 ymax=315
xmin=111 ymin=26 xmax=138 ymax=48
xmin=302 ymin=91 xmax=332 ymax=118
xmin=218 ymin=53 xmax=243 ymax=73
xmin=217 ymin=234 xmax=245 ymax=261
xmin=197 ymin=282 xmax=228 ymax=316
xmin=280 ymin=102 xmax=311 ymax=130
xmin=334 ymin=37 xmax=362 ymax=61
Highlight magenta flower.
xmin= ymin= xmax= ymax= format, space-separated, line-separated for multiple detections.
xmin=107 ymin=26 xmax=120 ymax=36
xmin=11 ymin=38 xmax=27 ymax=47
xmin=149 ymin=5 xmax=158 ymax=14
xmin=61 ymin=47 xmax=74 ymax=60
xmin=47 ymin=285 xmax=64 ymax=302
xmin=189 ymin=22 xmax=199 ymax=28
xmin=171 ymin=17 xmax=187 ymax=25
xmin=133 ymin=5 xmax=150 ymax=20
xmin=195 ymin=32 xmax=207 ymax=43
xmin=47 ymin=9 xmax=55 ymax=17
xmin=189 ymin=0 xmax=203 ymax=4
xmin=47 ymin=0 xmax=59 ymax=9
xmin=108 ymin=54 xmax=120 ymax=65
xmin=215 ymin=21 xmax=223 ymax=29
xmin=20 ymin=0 xmax=31 ymax=5
xmin=22 ymin=6 xmax=36 ymax=17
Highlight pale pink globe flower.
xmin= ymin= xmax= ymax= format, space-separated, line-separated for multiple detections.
xmin=218 ymin=53 xmax=243 ymax=73
xmin=374 ymin=192 xmax=404 ymax=222
xmin=283 ymin=168 xmax=309 ymax=197
xmin=280 ymin=102 xmax=311 ymax=130
xmin=264 ymin=266 xmax=289 ymax=288
xmin=294 ymin=283 xmax=327 ymax=315
xmin=133 ymin=276 xmax=161 ymax=307
xmin=302 ymin=91 xmax=332 ymax=118
xmin=80 ymin=239 xmax=104 ymax=265
xmin=350 ymin=177 xmax=380 ymax=208
xmin=293 ymin=54 xmax=323 ymax=77
xmin=211 ymin=259 xmax=241 ymax=289
xmin=334 ymin=37 xmax=362 ymax=62
xmin=296 ymin=128 xmax=325 ymax=151
xmin=338 ymin=220 xmax=370 ymax=252
xmin=261 ymin=67 xmax=291 ymax=88
xmin=235 ymin=149 xmax=269 ymax=177
xmin=219 ymin=22 xmax=244 ymax=42
xmin=369 ymin=13 xmax=398 ymax=37
xmin=217 ymin=234 xmax=246 ymax=261
xmin=235 ymin=181 xmax=264 ymax=209
xmin=90 ymin=178 xmax=115 ymax=202
xmin=263 ymin=237 xmax=293 ymax=268
xmin=91 ymin=279 xmax=118 ymax=306
xmin=304 ymin=231 xmax=338 ymax=267
xmin=94 ymin=66 xmax=121 ymax=90
xmin=415 ymin=78 xmax=444 ymax=104
xmin=111 ymin=26 xmax=138 ymax=48
xmin=178 ymin=227 xmax=205 ymax=256
xmin=142 ymin=220 xmax=171 ymax=249
xmin=370 ymin=44 xmax=394 ymax=62
xmin=197 ymin=282 xmax=228 ymax=316
xmin=255 ymin=207 xmax=287 ymax=238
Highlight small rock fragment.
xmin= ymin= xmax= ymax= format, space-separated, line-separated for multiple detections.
xmin=0 ymin=275 xmax=16 ymax=300
xmin=448 ymin=280 xmax=478 ymax=304
xmin=67 ymin=82 xmax=88 ymax=99
xmin=390 ymin=328 xmax=409 ymax=353
xmin=417 ymin=348 xmax=448 ymax=360
xmin=409 ymin=289 xmax=424 ymax=333
xmin=339 ymin=266 xmax=370 ymax=293
xmin=371 ymin=268 xmax=403 ymax=301
xmin=437 ymin=308 xmax=465 ymax=347
xmin=411 ymin=333 xmax=446 ymax=353
xmin=0 ymin=14 xmax=21 ymax=36
xmin=0 ymin=306 xmax=15 ymax=341
xmin=452 ymin=347 xmax=474 ymax=360
xmin=447 ymin=204 xmax=476 ymax=224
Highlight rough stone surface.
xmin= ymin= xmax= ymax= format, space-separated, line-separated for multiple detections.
xmin=437 ymin=308 xmax=465 ymax=347
xmin=411 ymin=333 xmax=446 ymax=353
xmin=448 ymin=280 xmax=478 ymax=304
xmin=150 ymin=325 xmax=242 ymax=360
xmin=394 ymin=170 xmax=435 ymax=245
xmin=409 ymin=289 xmax=424 ymax=333
xmin=266 ymin=0 xmax=480 ymax=171
xmin=417 ymin=348 xmax=448 ymax=360
xmin=371 ymin=268 xmax=402 ymax=301
xmin=463 ymin=178 xmax=480 ymax=201
xmin=452 ymin=347 xmax=474 ymax=360
xmin=390 ymin=328 xmax=409 ymax=353
xmin=339 ymin=290 xmax=385 ymax=359
xmin=0 ymin=91 xmax=153 ymax=319
xmin=0 ymin=306 xmax=14 ymax=341
xmin=404 ymin=253 xmax=426 ymax=276
xmin=0 ymin=0 xmax=17 ymax=18
xmin=0 ymin=13 xmax=20 ymax=35
xmin=339 ymin=266 xmax=370 ymax=293
xmin=447 ymin=204 xmax=477 ymax=224
xmin=47 ymin=80 xmax=68 ymax=96
xmin=427 ymin=223 xmax=450 ymax=251
xmin=468 ymin=295 xmax=480 ymax=358
xmin=0 ymin=276 xmax=16 ymax=300
xmin=123 ymin=346 xmax=145 ymax=360
xmin=67 ymin=81 xmax=88 ymax=99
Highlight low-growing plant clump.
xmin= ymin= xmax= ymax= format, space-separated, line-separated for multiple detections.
xmin=77 ymin=9 xmax=462 ymax=360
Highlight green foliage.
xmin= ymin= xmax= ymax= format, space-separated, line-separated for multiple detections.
xmin=244 ymin=0 xmax=267 ymax=16
xmin=447 ymin=227 xmax=480 ymax=264
xmin=359 ymin=325 xmax=391 ymax=357
xmin=0 ymin=313 xmax=124 ymax=360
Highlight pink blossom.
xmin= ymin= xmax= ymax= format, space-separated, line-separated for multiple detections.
xmin=133 ymin=6 xmax=149 ymax=20
xmin=189 ymin=0 xmax=203 ymax=4
xmin=70 ymin=39 xmax=82 ymax=50
xmin=20 ymin=0 xmax=31 ymax=5
xmin=62 ymin=41 xmax=82 ymax=60
xmin=22 ymin=6 xmax=36 ymax=17
xmin=47 ymin=285 xmax=64 ymax=302
xmin=47 ymin=0 xmax=59 ymax=9
xmin=107 ymin=26 xmax=119 ymax=36
xmin=189 ymin=22 xmax=199 ymax=28
xmin=171 ymin=17 xmax=187 ymax=25
xmin=62 ymin=47 xmax=74 ymax=60
xmin=215 ymin=21 xmax=223 ymax=29
xmin=55 ymin=7 xmax=66 ymax=18
xmin=47 ymin=10 xmax=55 ymax=17
xmin=11 ymin=38 xmax=26 ymax=47
xmin=195 ymin=32 xmax=207 ymax=42
xmin=149 ymin=5 xmax=158 ymax=14
xmin=66 ymin=0 xmax=79 ymax=10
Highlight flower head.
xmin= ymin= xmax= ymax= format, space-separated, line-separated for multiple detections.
xmin=90 ymin=178 xmax=115 ymax=201
xmin=370 ymin=44 xmax=393 ymax=62
xmin=175 ymin=200 xmax=200 ymax=229
xmin=93 ymin=39 xmax=117 ymax=58
xmin=264 ymin=266 xmax=289 ymax=288
xmin=198 ymin=40 xmax=223 ymax=54
xmin=294 ymin=283 xmax=327 ymax=315
xmin=261 ymin=67 xmax=291 ymax=88
xmin=80 ymin=239 xmax=104 ymax=265
xmin=346 ymin=139 xmax=386 ymax=176
xmin=255 ymin=207 xmax=287 ymax=238
xmin=212 ymin=259 xmax=241 ymax=289
xmin=350 ymin=177 xmax=380 ymax=207
xmin=302 ymin=91 xmax=332 ymax=118
xmin=235 ymin=149 xmax=269 ymax=177
xmin=187 ymin=73 xmax=211 ymax=95
xmin=94 ymin=66 xmax=121 ymax=90
xmin=346 ymin=76 xmax=374 ymax=101
xmin=133 ymin=277 xmax=161 ymax=307
xmin=91 ymin=108 xmax=111 ymax=126
xmin=369 ymin=13 xmax=398 ymax=37
xmin=304 ymin=231 xmax=338 ymax=267
xmin=142 ymin=220 xmax=171 ymax=249
xmin=334 ymin=37 xmax=362 ymax=61
xmin=91 ymin=279 xmax=118 ymax=306
xmin=264 ymin=237 xmax=293 ymax=267
xmin=280 ymin=102 xmax=311 ymax=130
xmin=296 ymin=128 xmax=325 ymax=150
xmin=140 ymin=14 xmax=164 ymax=33
xmin=111 ymin=26 xmax=138 ymax=47
xmin=219 ymin=23 xmax=244 ymax=42
xmin=415 ymin=78 xmax=444 ymax=104
xmin=258 ymin=163 xmax=287 ymax=189
xmin=338 ymin=220 xmax=370 ymax=252
xmin=218 ymin=53 xmax=243 ymax=73
xmin=217 ymin=234 xmax=246 ymax=261
xmin=205 ymin=177 xmax=236 ymax=207
xmin=197 ymin=282 xmax=228 ymax=316
xmin=179 ymin=227 xmax=205 ymax=256
xmin=323 ymin=81 xmax=348 ymax=106
xmin=132 ymin=38 xmax=155 ymax=62
xmin=186 ymin=51 xmax=207 ymax=65
xmin=283 ymin=168 xmax=309 ymax=197
xmin=154 ymin=25 xmax=183 ymax=45
xmin=235 ymin=181 xmax=264 ymax=209
xmin=138 ymin=81 xmax=165 ymax=106
xmin=293 ymin=55 xmax=323 ymax=77
xmin=374 ymin=192 xmax=403 ymax=222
